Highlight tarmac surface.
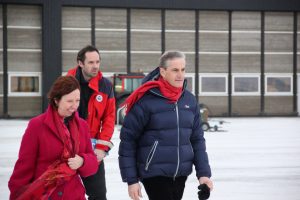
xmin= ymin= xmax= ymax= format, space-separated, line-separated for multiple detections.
xmin=1 ymin=117 xmax=300 ymax=200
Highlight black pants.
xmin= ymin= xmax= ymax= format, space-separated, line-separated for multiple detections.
xmin=142 ymin=176 xmax=187 ymax=200
xmin=82 ymin=161 xmax=107 ymax=200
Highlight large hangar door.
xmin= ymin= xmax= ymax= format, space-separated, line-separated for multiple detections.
xmin=298 ymin=75 xmax=300 ymax=116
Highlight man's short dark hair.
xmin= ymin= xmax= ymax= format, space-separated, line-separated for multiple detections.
xmin=77 ymin=45 xmax=101 ymax=63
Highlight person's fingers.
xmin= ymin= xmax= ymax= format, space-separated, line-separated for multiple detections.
xmin=138 ymin=185 xmax=142 ymax=198
xmin=132 ymin=192 xmax=140 ymax=200
xmin=205 ymin=180 xmax=213 ymax=191
xmin=67 ymin=159 xmax=73 ymax=166
xmin=129 ymin=191 xmax=138 ymax=200
xmin=97 ymin=156 xmax=103 ymax=162
xmin=128 ymin=190 xmax=133 ymax=199
xmin=67 ymin=156 xmax=82 ymax=170
xmin=129 ymin=188 xmax=140 ymax=200
xmin=199 ymin=177 xmax=213 ymax=191
xmin=210 ymin=184 xmax=213 ymax=190
xmin=68 ymin=162 xmax=75 ymax=169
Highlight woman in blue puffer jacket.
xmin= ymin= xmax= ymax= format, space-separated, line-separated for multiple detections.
xmin=118 ymin=51 xmax=213 ymax=200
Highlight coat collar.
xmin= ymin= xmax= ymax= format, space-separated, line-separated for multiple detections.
xmin=43 ymin=105 xmax=79 ymax=141
xmin=43 ymin=105 xmax=59 ymax=135
xmin=75 ymin=66 xmax=103 ymax=93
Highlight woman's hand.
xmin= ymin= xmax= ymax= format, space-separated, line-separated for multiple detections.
xmin=68 ymin=154 xmax=84 ymax=170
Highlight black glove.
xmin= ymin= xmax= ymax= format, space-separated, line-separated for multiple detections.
xmin=198 ymin=184 xmax=210 ymax=200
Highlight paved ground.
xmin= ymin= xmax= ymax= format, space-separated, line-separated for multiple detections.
xmin=1 ymin=117 xmax=300 ymax=200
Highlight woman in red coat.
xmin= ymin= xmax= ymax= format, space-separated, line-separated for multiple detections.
xmin=8 ymin=76 xmax=98 ymax=200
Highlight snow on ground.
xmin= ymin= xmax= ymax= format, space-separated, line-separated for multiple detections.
xmin=1 ymin=117 xmax=300 ymax=200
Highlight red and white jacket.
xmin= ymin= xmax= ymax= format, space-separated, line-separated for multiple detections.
xmin=68 ymin=67 xmax=115 ymax=151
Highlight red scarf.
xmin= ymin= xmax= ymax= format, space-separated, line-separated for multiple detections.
xmin=124 ymin=76 xmax=182 ymax=114
xmin=15 ymin=107 xmax=80 ymax=200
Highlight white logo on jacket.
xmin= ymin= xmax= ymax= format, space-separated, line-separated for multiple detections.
xmin=96 ymin=95 xmax=103 ymax=102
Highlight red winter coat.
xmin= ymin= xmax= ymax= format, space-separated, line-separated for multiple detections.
xmin=68 ymin=67 xmax=115 ymax=151
xmin=8 ymin=106 xmax=98 ymax=200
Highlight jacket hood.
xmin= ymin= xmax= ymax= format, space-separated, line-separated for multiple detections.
xmin=142 ymin=67 xmax=160 ymax=84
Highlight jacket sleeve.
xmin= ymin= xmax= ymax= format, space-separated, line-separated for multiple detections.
xmin=191 ymin=103 xmax=212 ymax=179
xmin=95 ymin=87 xmax=116 ymax=151
xmin=78 ymin=121 xmax=98 ymax=177
xmin=8 ymin=119 xmax=39 ymax=200
xmin=118 ymin=101 xmax=148 ymax=185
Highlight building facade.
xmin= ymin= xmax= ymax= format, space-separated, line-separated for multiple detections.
xmin=0 ymin=0 xmax=300 ymax=117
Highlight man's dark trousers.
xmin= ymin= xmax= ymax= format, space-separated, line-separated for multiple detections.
xmin=142 ymin=176 xmax=187 ymax=200
xmin=82 ymin=161 xmax=107 ymax=200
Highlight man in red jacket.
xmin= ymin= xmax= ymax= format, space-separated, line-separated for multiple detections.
xmin=68 ymin=45 xmax=115 ymax=200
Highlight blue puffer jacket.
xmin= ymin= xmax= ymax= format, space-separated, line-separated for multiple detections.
xmin=118 ymin=71 xmax=211 ymax=184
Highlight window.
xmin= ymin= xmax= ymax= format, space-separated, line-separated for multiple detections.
xmin=7 ymin=5 xmax=42 ymax=72
xmin=102 ymin=72 xmax=114 ymax=83
xmin=265 ymin=74 xmax=292 ymax=95
xmin=62 ymin=7 xmax=91 ymax=72
xmin=8 ymin=72 xmax=41 ymax=96
xmin=131 ymin=9 xmax=161 ymax=71
xmin=125 ymin=78 xmax=143 ymax=92
xmin=185 ymin=73 xmax=195 ymax=94
xmin=199 ymin=74 xmax=227 ymax=96
xmin=199 ymin=11 xmax=229 ymax=73
xmin=233 ymin=74 xmax=260 ymax=95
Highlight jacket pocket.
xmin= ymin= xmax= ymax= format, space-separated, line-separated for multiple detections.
xmin=145 ymin=140 xmax=159 ymax=171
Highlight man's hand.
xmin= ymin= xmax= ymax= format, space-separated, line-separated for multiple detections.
xmin=68 ymin=154 xmax=84 ymax=170
xmin=128 ymin=183 xmax=142 ymax=200
xmin=94 ymin=149 xmax=106 ymax=162
xmin=199 ymin=177 xmax=213 ymax=191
